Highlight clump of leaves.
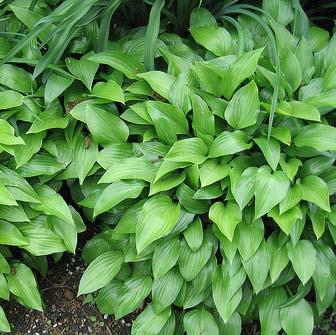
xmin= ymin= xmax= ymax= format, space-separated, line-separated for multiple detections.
xmin=0 ymin=0 xmax=336 ymax=334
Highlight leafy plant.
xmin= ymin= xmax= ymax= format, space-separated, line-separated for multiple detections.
xmin=0 ymin=0 xmax=336 ymax=334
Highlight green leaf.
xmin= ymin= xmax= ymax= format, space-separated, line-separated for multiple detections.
xmin=301 ymin=175 xmax=331 ymax=212
xmin=280 ymin=299 xmax=314 ymax=335
xmin=99 ymin=157 xmax=157 ymax=184
xmin=6 ymin=263 xmax=42 ymax=311
xmin=149 ymin=171 xmax=186 ymax=195
xmin=287 ymin=240 xmax=316 ymax=285
xmin=236 ymin=218 xmax=264 ymax=261
xmin=279 ymin=184 xmax=302 ymax=214
xmin=31 ymin=184 xmax=73 ymax=224
xmin=0 ymin=182 xmax=17 ymax=206
xmin=209 ymin=202 xmax=242 ymax=241
xmin=94 ymin=180 xmax=145 ymax=217
xmin=194 ymin=62 xmax=222 ymax=97
xmin=136 ymin=195 xmax=180 ymax=253
xmin=0 ymin=90 xmax=24 ymax=109
xmin=45 ymin=72 xmax=74 ymax=104
xmin=271 ymin=126 xmax=291 ymax=145
xmin=268 ymin=206 xmax=302 ymax=235
xmin=294 ymin=124 xmax=336 ymax=151
xmin=184 ymin=308 xmax=219 ymax=335
xmin=254 ymin=167 xmax=290 ymax=218
xmin=190 ymin=26 xmax=232 ymax=56
xmin=178 ymin=231 xmax=213 ymax=281
xmin=0 ymin=64 xmax=34 ymax=93
xmin=279 ymin=155 xmax=302 ymax=181
xmin=66 ymin=55 xmax=98 ymax=90
xmin=88 ymin=51 xmax=145 ymax=79
xmin=222 ymin=48 xmax=264 ymax=98
xmin=200 ymin=159 xmax=229 ymax=187
xmin=74 ymin=134 xmax=98 ymax=185
xmin=132 ymin=304 xmax=171 ymax=335
xmin=262 ymin=0 xmax=294 ymax=25
xmin=183 ymin=217 xmax=203 ymax=252
xmin=164 ymin=138 xmax=207 ymax=165
xmin=152 ymin=268 xmax=184 ymax=313
xmin=209 ymin=131 xmax=252 ymax=158
xmin=78 ymin=251 xmax=123 ymax=295
xmin=153 ymin=238 xmax=180 ymax=278
xmin=225 ymin=81 xmax=259 ymax=129
xmin=137 ymin=71 xmax=175 ymax=100
xmin=89 ymin=80 xmax=124 ymax=103
xmin=281 ymin=50 xmax=302 ymax=92
xmin=0 ymin=305 xmax=10 ymax=332
xmin=254 ymin=137 xmax=280 ymax=171
xmin=243 ymin=241 xmax=270 ymax=293
xmin=0 ymin=120 xmax=24 ymax=146
xmin=71 ymin=104 xmax=129 ymax=145
xmin=0 ymin=220 xmax=28 ymax=246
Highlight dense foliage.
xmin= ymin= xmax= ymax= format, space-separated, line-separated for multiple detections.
xmin=0 ymin=0 xmax=336 ymax=334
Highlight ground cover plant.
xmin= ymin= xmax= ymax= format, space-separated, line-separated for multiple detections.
xmin=0 ymin=0 xmax=336 ymax=334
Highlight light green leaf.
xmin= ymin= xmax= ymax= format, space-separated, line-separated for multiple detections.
xmin=262 ymin=0 xmax=294 ymax=25
xmin=94 ymin=180 xmax=145 ymax=217
xmin=280 ymin=299 xmax=314 ymax=335
xmin=225 ymin=81 xmax=259 ymax=129
xmin=279 ymin=184 xmax=303 ymax=214
xmin=294 ymin=124 xmax=336 ymax=151
xmin=301 ymin=175 xmax=330 ymax=212
xmin=0 ymin=305 xmax=10 ymax=332
xmin=78 ymin=251 xmax=123 ymax=295
xmin=0 ymin=220 xmax=28 ymax=246
xmin=0 ymin=90 xmax=24 ymax=109
xmin=0 ymin=182 xmax=17 ymax=206
xmin=0 ymin=120 xmax=24 ymax=146
xmin=138 ymin=71 xmax=175 ymax=99
xmin=45 ymin=72 xmax=74 ymax=104
xmin=268 ymin=206 xmax=302 ymax=235
xmin=164 ymin=138 xmax=207 ymax=165
xmin=209 ymin=202 xmax=242 ymax=241
xmin=184 ymin=308 xmax=219 ymax=335
xmin=149 ymin=171 xmax=186 ymax=196
xmin=222 ymin=48 xmax=264 ymax=98
xmin=200 ymin=159 xmax=229 ymax=187
xmin=209 ymin=131 xmax=252 ymax=158
xmin=254 ymin=137 xmax=280 ymax=171
xmin=287 ymin=240 xmax=316 ymax=285
xmin=136 ymin=195 xmax=180 ymax=253
xmin=0 ymin=64 xmax=34 ymax=93
xmin=90 ymin=80 xmax=124 ymax=103
xmin=183 ymin=217 xmax=203 ymax=252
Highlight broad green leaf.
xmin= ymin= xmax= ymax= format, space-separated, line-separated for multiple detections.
xmin=301 ymin=175 xmax=331 ymax=212
xmin=262 ymin=0 xmax=294 ymax=25
xmin=0 ymin=204 xmax=29 ymax=223
xmin=0 ymin=90 xmax=24 ymax=109
xmin=78 ymin=251 xmax=123 ymax=295
xmin=294 ymin=124 xmax=336 ymax=151
xmin=219 ymin=312 xmax=241 ymax=335
xmin=230 ymin=167 xmax=258 ymax=210
xmin=0 ymin=305 xmax=10 ymax=332
xmin=254 ymin=137 xmax=280 ymax=171
xmin=31 ymin=184 xmax=73 ymax=224
xmin=179 ymin=231 xmax=214 ymax=281
xmin=200 ymin=159 xmax=229 ymax=187
xmin=254 ymin=167 xmax=290 ymax=218
xmin=71 ymin=104 xmax=129 ymax=145
xmin=152 ymin=268 xmax=184 ymax=313
xmin=194 ymin=62 xmax=222 ymax=97
xmin=190 ymin=7 xmax=217 ymax=28
xmin=0 ymin=182 xmax=17 ymax=206
xmin=88 ymin=51 xmax=145 ymax=79
xmin=45 ymin=72 xmax=74 ymax=104
xmin=268 ymin=206 xmax=302 ymax=235
xmin=74 ymin=134 xmax=98 ymax=185
xmin=0 ymin=220 xmax=28 ymax=246
xmin=164 ymin=138 xmax=207 ymax=164
xmin=225 ymin=81 xmax=259 ymax=129
xmin=0 ymin=120 xmax=24 ymax=146
xmin=136 ymin=195 xmax=180 ymax=253
xmin=190 ymin=26 xmax=232 ymax=56
xmin=296 ymin=37 xmax=314 ymax=84
xmin=271 ymin=127 xmax=291 ymax=145
xmin=138 ymin=71 xmax=175 ymax=99
xmin=94 ymin=180 xmax=145 ymax=216
xmin=243 ymin=241 xmax=270 ymax=293
xmin=6 ymin=263 xmax=42 ymax=311
xmin=97 ymin=143 xmax=133 ymax=169
xmin=99 ymin=157 xmax=158 ymax=183
xmin=183 ymin=217 xmax=203 ymax=252
xmin=281 ymin=50 xmax=302 ymax=92
xmin=132 ymin=304 xmax=171 ymax=335
xmin=149 ymin=171 xmax=186 ymax=195
xmin=209 ymin=131 xmax=252 ymax=158
xmin=66 ymin=55 xmax=98 ymax=90
xmin=0 ymin=64 xmax=35 ymax=93
xmin=279 ymin=184 xmax=303 ymax=214
xmin=90 ymin=80 xmax=124 ymax=103
xmin=209 ymin=202 xmax=242 ymax=241
xmin=236 ymin=218 xmax=264 ymax=261
xmin=287 ymin=240 xmax=316 ymax=285
xmin=279 ymin=155 xmax=302 ymax=181
xmin=153 ymin=238 xmax=180 ymax=278
xmin=280 ymin=299 xmax=314 ymax=335
xmin=184 ymin=308 xmax=219 ymax=335
xmin=222 ymin=48 xmax=264 ymax=98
